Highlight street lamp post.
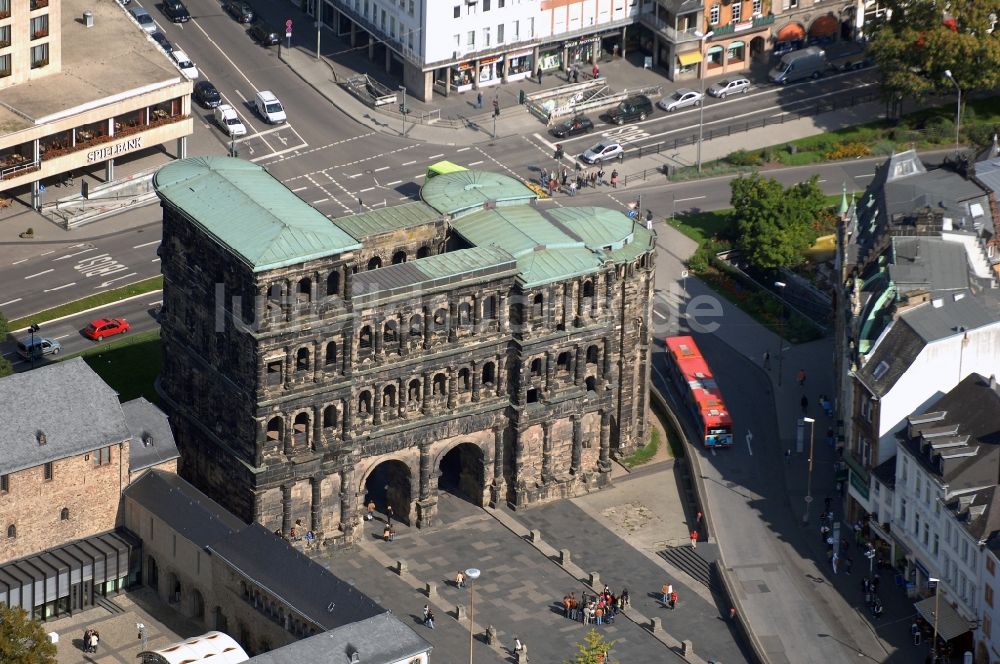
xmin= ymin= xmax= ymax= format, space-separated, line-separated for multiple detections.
xmin=315 ymin=20 xmax=321 ymax=61
xmin=399 ymin=86 xmax=407 ymax=137
xmin=802 ymin=416 xmax=815 ymax=524
xmin=696 ymin=31 xmax=714 ymax=174
xmin=465 ymin=567 xmax=481 ymax=664
xmin=943 ymin=70 xmax=961 ymax=149
xmin=929 ymin=577 xmax=941 ymax=663
xmin=28 ymin=323 xmax=40 ymax=370
xmin=774 ymin=281 xmax=786 ymax=386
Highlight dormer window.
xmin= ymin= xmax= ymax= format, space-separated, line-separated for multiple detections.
xmin=36 ymin=430 xmax=46 ymax=446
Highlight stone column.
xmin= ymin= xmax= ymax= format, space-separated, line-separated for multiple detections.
xmin=419 ymin=444 xmax=432 ymax=500
xmin=342 ymin=334 xmax=353 ymax=376
xmin=399 ymin=381 xmax=408 ymax=416
xmin=284 ymin=347 xmax=294 ymax=388
xmin=311 ymin=476 xmax=323 ymax=534
xmin=342 ymin=399 xmax=354 ymax=439
xmin=339 ymin=467 xmax=354 ymax=531
xmin=574 ymin=346 xmax=584 ymax=384
xmin=472 ymin=361 xmax=481 ymax=402
xmin=498 ymin=293 xmax=508 ymax=333
xmin=541 ymin=421 xmax=553 ymax=482
xmin=490 ymin=425 xmax=506 ymax=506
xmin=603 ymin=337 xmax=614 ymax=379
xmin=373 ymin=385 xmax=382 ymax=426
xmin=571 ymin=415 xmax=583 ymax=475
xmin=313 ymin=342 xmax=322 ymax=383
xmin=343 ymin=266 xmax=353 ymax=299
xmin=281 ymin=484 xmax=292 ymax=535
xmin=423 ymin=307 xmax=433 ymax=349
xmin=544 ymin=352 xmax=554 ymax=392
xmin=497 ymin=356 xmax=507 ymax=397
xmin=447 ymin=369 xmax=456 ymax=409
xmin=422 ymin=373 xmax=432 ymax=415
xmin=599 ymin=411 xmax=612 ymax=470
xmin=313 ymin=406 xmax=323 ymax=450
xmin=473 ymin=290 xmax=483 ymax=328
xmin=473 ymin=57 xmax=481 ymax=89
xmin=449 ymin=302 xmax=458 ymax=342
xmin=283 ymin=415 xmax=294 ymax=455
xmin=374 ymin=323 xmax=383 ymax=355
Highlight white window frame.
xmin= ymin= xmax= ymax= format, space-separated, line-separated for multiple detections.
xmin=731 ymin=1 xmax=741 ymax=22
xmin=709 ymin=3 xmax=720 ymax=24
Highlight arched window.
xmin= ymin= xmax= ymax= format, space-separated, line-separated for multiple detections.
xmin=293 ymin=413 xmax=309 ymax=446
xmin=587 ymin=345 xmax=599 ymax=364
xmin=458 ymin=303 xmax=472 ymax=325
xmin=557 ymin=351 xmax=571 ymax=372
xmin=359 ymin=326 xmax=373 ymax=349
xmin=325 ymin=342 xmax=338 ymax=366
xmin=266 ymin=417 xmax=283 ymax=442
xmin=408 ymin=379 xmax=421 ymax=402
xmin=358 ymin=391 xmax=372 ymax=415
xmin=483 ymin=295 xmax=497 ymax=320
xmin=295 ymin=347 xmax=310 ymax=372
xmin=297 ymin=278 xmax=311 ymax=302
xmin=530 ymin=358 xmax=542 ymax=377
xmin=482 ymin=362 xmax=496 ymax=386
xmin=582 ymin=280 xmax=595 ymax=309
xmin=458 ymin=368 xmax=471 ymax=390
xmin=367 ymin=256 xmax=382 ymax=270
xmin=433 ymin=309 xmax=447 ymax=332
xmin=60 ymin=508 xmax=70 ymax=521
xmin=586 ymin=376 xmax=597 ymax=392
xmin=383 ymin=385 xmax=397 ymax=409
xmin=326 ymin=271 xmax=341 ymax=297
xmin=267 ymin=283 xmax=282 ymax=310
xmin=384 ymin=320 xmax=398 ymax=343
xmin=416 ymin=245 xmax=431 ymax=259
xmin=532 ymin=294 xmax=544 ymax=320
xmin=409 ymin=314 xmax=423 ymax=337
xmin=323 ymin=406 xmax=338 ymax=428
xmin=6 ymin=524 xmax=15 ymax=539
xmin=392 ymin=250 xmax=407 ymax=264
xmin=433 ymin=373 xmax=447 ymax=396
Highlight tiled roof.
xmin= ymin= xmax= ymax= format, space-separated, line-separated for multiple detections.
xmin=153 ymin=157 xmax=361 ymax=272
xmin=121 ymin=398 xmax=180 ymax=474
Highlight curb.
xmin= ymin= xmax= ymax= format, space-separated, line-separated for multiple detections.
xmin=11 ymin=288 xmax=162 ymax=333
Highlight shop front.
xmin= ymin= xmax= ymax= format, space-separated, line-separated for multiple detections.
xmin=676 ymin=50 xmax=701 ymax=79
xmin=450 ymin=62 xmax=476 ymax=92
xmin=565 ymin=37 xmax=599 ymax=67
xmin=537 ymin=46 xmax=562 ymax=72
xmin=506 ymin=49 xmax=534 ymax=82
xmin=478 ymin=55 xmax=502 ymax=87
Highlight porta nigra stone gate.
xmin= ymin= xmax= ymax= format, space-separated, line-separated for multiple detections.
xmin=154 ymin=157 xmax=655 ymax=547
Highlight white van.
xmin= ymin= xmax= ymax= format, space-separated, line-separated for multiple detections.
xmin=254 ymin=91 xmax=286 ymax=124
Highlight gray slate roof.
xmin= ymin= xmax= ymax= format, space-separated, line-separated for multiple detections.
xmin=124 ymin=470 xmax=245 ymax=548
xmin=121 ymin=398 xmax=180 ymax=473
xmin=856 ymin=317 xmax=925 ymax=398
xmin=0 ymin=358 xmax=130 ymax=476
xmin=208 ymin=524 xmax=385 ymax=631
xmin=903 ymin=290 xmax=1000 ymax=343
xmin=887 ymin=238 xmax=969 ymax=296
xmin=245 ymin=612 xmax=431 ymax=664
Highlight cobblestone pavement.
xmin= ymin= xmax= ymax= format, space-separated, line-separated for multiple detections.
xmin=317 ymin=491 xmax=687 ymax=663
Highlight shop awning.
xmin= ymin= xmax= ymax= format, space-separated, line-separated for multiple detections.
xmin=914 ymin=596 xmax=972 ymax=641
xmin=678 ymin=51 xmax=703 ymax=66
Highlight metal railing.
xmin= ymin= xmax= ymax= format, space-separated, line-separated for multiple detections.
xmin=1 ymin=159 xmax=40 ymax=181
xmin=638 ymin=13 xmax=703 ymax=44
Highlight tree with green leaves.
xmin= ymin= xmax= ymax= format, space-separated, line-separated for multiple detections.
xmin=565 ymin=629 xmax=618 ymax=664
xmin=868 ymin=0 xmax=1000 ymax=102
xmin=0 ymin=605 xmax=57 ymax=664
xmin=730 ymin=173 xmax=823 ymax=270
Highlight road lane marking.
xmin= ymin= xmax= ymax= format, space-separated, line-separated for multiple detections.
xmin=674 ymin=196 xmax=706 ymax=203
xmin=53 ymin=334 xmax=71 ymax=340
xmin=151 ymin=258 xmax=161 ymax=263
xmin=25 ymin=269 xmax=54 ymax=279
xmin=148 ymin=300 xmax=163 ymax=306
xmin=40 ymin=250 xmax=54 ymax=256
xmin=53 ymin=248 xmax=96 ymax=261
xmin=96 ymin=273 xmax=138 ymax=289
xmin=312 ymin=198 xmax=329 ymax=204
xmin=348 ymin=173 xmax=363 ymax=178
xmin=429 ymin=154 xmax=444 ymax=159
xmin=251 ymin=142 xmax=309 ymax=162
xmin=0 ymin=298 xmax=22 ymax=307
xmin=133 ymin=240 xmax=160 ymax=249
xmin=43 ymin=282 xmax=76 ymax=292
xmin=292 ymin=186 xmax=308 ymax=192
xmin=456 ymin=147 xmax=471 ymax=152
xmin=401 ymin=161 xmax=416 ymax=166
xmin=12 ymin=259 xmax=28 ymax=265
xmin=386 ymin=180 xmax=402 ymax=186
xmin=359 ymin=187 xmax=374 ymax=192
xmin=654 ymin=310 xmax=666 ymax=320
xmin=468 ymin=161 xmax=483 ymax=166
xmin=374 ymin=166 xmax=389 ymax=172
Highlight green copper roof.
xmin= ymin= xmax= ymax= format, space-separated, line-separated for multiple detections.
xmin=332 ymin=201 xmax=441 ymax=239
xmin=421 ymin=170 xmax=537 ymax=217
xmin=517 ymin=248 xmax=603 ymax=288
xmin=547 ymin=207 xmax=637 ymax=251
xmin=451 ymin=207 xmax=582 ymax=257
xmin=153 ymin=157 xmax=362 ymax=272
xmin=351 ymin=246 xmax=517 ymax=305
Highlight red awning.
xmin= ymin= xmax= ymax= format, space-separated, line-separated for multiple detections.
xmin=776 ymin=23 xmax=805 ymax=41
xmin=809 ymin=15 xmax=838 ymax=38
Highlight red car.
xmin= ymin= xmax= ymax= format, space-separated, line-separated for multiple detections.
xmin=84 ymin=317 xmax=130 ymax=341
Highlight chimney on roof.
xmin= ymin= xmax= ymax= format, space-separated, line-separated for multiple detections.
xmin=991 ymin=375 xmax=997 ymax=391
xmin=350 ymin=650 xmax=361 ymax=663
xmin=142 ymin=432 xmax=153 ymax=447
xmin=36 ymin=430 xmax=46 ymax=446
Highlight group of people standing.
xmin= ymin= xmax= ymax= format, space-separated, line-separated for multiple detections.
xmin=561 ymin=586 xmax=630 ymax=625
xmin=82 ymin=628 xmax=100 ymax=653
xmin=543 ymin=167 xmax=618 ymax=196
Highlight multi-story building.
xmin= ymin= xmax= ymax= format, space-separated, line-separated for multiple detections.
xmin=891 ymin=373 xmax=1000 ymax=653
xmin=0 ymin=0 xmax=192 ymax=209
xmin=154 ymin=157 xmax=654 ymax=547
xmin=0 ymin=358 xmax=179 ymax=620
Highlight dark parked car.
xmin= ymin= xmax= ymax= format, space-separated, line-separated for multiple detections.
xmin=194 ymin=80 xmax=222 ymax=108
xmin=248 ymin=23 xmax=279 ymax=46
xmin=549 ymin=115 xmax=593 ymax=138
xmin=772 ymin=39 xmax=804 ymax=58
xmin=223 ymin=0 xmax=254 ymax=23
xmin=150 ymin=30 xmax=173 ymax=53
xmin=605 ymin=95 xmax=653 ymax=125
xmin=162 ymin=0 xmax=190 ymax=22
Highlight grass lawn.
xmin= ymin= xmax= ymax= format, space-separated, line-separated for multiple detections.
xmin=8 ymin=276 xmax=163 ymax=331
xmin=76 ymin=330 xmax=163 ymax=404
xmin=621 ymin=427 xmax=661 ymax=468
xmin=668 ymin=209 xmax=735 ymax=245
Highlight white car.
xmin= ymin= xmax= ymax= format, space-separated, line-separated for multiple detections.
xmin=580 ymin=142 xmax=623 ymax=164
xmin=657 ymin=88 xmax=703 ymax=112
xmin=707 ymin=77 xmax=751 ymax=98
xmin=214 ymin=104 xmax=247 ymax=138
xmin=171 ymin=50 xmax=199 ymax=80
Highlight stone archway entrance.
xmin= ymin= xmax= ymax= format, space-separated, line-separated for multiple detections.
xmin=364 ymin=460 xmax=412 ymax=524
xmin=438 ymin=443 xmax=485 ymax=506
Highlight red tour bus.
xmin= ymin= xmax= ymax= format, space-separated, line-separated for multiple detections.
xmin=664 ymin=335 xmax=733 ymax=448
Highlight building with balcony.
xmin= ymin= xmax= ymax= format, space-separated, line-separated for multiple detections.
xmin=637 ymin=0 xmax=704 ymax=81
xmin=153 ymin=157 xmax=654 ymax=546
xmin=0 ymin=0 xmax=192 ymax=208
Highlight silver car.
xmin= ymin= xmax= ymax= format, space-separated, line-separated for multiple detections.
xmin=707 ymin=77 xmax=751 ymax=98
xmin=580 ymin=142 xmax=623 ymax=164
xmin=129 ymin=6 xmax=158 ymax=34
xmin=657 ymin=88 xmax=703 ymax=112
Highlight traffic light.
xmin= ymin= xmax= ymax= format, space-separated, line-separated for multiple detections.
xmin=518 ymin=89 xmax=526 ymax=104
xmin=493 ymin=100 xmax=500 ymax=117
xmin=399 ymin=104 xmax=409 ymax=115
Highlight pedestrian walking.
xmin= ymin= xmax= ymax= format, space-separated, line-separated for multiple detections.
xmin=386 ymin=505 xmax=394 ymax=526
xmin=476 ymin=91 xmax=483 ymax=109
xmin=832 ymin=551 xmax=839 ymax=574
xmin=826 ymin=427 xmax=835 ymax=447
xmin=800 ymin=394 xmax=809 ymax=414
xmin=547 ymin=177 xmax=555 ymax=196
xmin=537 ymin=67 xmax=543 ymax=84
xmin=763 ymin=350 xmax=771 ymax=370
xmin=661 ymin=582 xmax=670 ymax=604
xmin=696 ymin=511 xmax=703 ymax=525
xmin=610 ymin=169 xmax=618 ymax=188
xmin=366 ymin=500 xmax=375 ymax=521
xmin=383 ymin=525 xmax=391 ymax=542
xmin=456 ymin=570 xmax=466 ymax=588
xmin=669 ymin=591 xmax=678 ymax=610
xmin=729 ymin=607 xmax=737 ymax=621
xmin=423 ymin=604 xmax=430 ymax=621
xmin=425 ymin=609 xmax=436 ymax=629
xmin=845 ymin=556 xmax=853 ymax=574
xmin=597 ymin=167 xmax=606 ymax=185
xmin=592 ymin=64 xmax=599 ymax=78
xmin=388 ymin=525 xmax=395 ymax=541
xmin=797 ymin=368 xmax=807 ymax=386
xmin=621 ymin=588 xmax=630 ymax=609
xmin=690 ymin=530 xmax=698 ymax=548
xmin=514 ymin=636 xmax=524 ymax=652
xmin=569 ymin=180 xmax=577 ymax=196
xmin=785 ymin=449 xmax=791 ymax=464
xmin=572 ymin=67 xmax=579 ymax=83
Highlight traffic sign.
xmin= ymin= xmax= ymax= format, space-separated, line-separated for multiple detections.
xmin=286 ymin=18 xmax=293 ymax=29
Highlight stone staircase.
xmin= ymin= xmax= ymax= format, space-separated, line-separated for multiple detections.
xmin=658 ymin=545 xmax=716 ymax=591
